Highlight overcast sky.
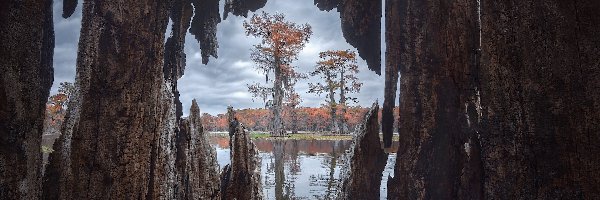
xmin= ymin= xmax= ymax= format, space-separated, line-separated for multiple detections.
xmin=51 ymin=0 xmax=395 ymax=115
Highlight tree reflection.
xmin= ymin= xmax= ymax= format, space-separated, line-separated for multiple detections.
xmin=215 ymin=137 xmax=355 ymax=199
xmin=324 ymin=141 xmax=339 ymax=199
xmin=274 ymin=139 xmax=285 ymax=199
xmin=272 ymin=139 xmax=304 ymax=200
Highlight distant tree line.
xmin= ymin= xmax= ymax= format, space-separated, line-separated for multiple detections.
xmin=200 ymin=106 xmax=399 ymax=133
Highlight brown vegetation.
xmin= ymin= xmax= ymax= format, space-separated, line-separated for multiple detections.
xmin=200 ymin=106 xmax=399 ymax=133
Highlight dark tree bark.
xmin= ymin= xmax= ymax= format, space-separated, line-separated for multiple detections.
xmin=189 ymin=0 xmax=221 ymax=65
xmin=337 ymin=102 xmax=387 ymax=199
xmin=43 ymin=0 xmax=175 ymax=199
xmin=0 ymin=0 xmax=54 ymax=199
xmin=313 ymin=0 xmax=382 ymax=74
xmin=43 ymin=0 xmax=231 ymax=197
xmin=479 ymin=1 xmax=600 ymax=198
xmin=223 ymin=0 xmax=268 ymax=20
xmin=62 ymin=0 xmax=78 ymax=18
xmin=220 ymin=112 xmax=263 ymax=200
xmin=381 ymin=0 xmax=401 ymax=148
xmin=175 ymin=100 xmax=220 ymax=199
xmin=387 ymin=0 xmax=482 ymax=199
xmin=386 ymin=0 xmax=600 ymax=199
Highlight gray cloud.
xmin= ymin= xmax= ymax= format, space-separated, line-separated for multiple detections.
xmin=50 ymin=0 xmax=81 ymax=94
xmin=51 ymin=0 xmax=397 ymax=116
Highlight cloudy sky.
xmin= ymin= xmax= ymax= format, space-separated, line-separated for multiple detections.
xmin=51 ymin=0 xmax=396 ymax=115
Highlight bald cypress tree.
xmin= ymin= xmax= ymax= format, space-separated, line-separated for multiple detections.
xmin=308 ymin=50 xmax=362 ymax=134
xmin=244 ymin=12 xmax=312 ymax=137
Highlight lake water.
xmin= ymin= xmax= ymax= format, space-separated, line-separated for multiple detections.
xmin=210 ymin=137 xmax=397 ymax=200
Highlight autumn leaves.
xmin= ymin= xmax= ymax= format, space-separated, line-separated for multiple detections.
xmin=244 ymin=12 xmax=361 ymax=136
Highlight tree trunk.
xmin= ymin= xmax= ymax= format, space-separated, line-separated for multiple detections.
xmin=479 ymin=1 xmax=600 ymax=198
xmin=387 ymin=0 xmax=482 ymax=199
xmin=272 ymin=58 xmax=285 ymax=137
xmin=337 ymin=102 xmax=387 ymax=199
xmin=42 ymin=1 xmax=175 ymax=199
xmin=382 ymin=0 xmax=401 ymax=147
xmin=327 ymin=73 xmax=339 ymax=134
xmin=176 ymin=100 xmax=220 ymax=199
xmin=338 ymin=68 xmax=347 ymax=134
xmin=220 ymin=117 xmax=263 ymax=199
xmin=0 ymin=0 xmax=54 ymax=199
xmin=290 ymin=105 xmax=299 ymax=134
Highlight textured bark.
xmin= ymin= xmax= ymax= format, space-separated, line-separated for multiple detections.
xmin=387 ymin=0 xmax=482 ymax=199
xmin=338 ymin=0 xmax=381 ymax=74
xmin=220 ymin=110 xmax=262 ymax=200
xmin=42 ymin=0 xmax=175 ymax=199
xmin=164 ymin=0 xmax=194 ymax=83
xmin=223 ymin=0 xmax=268 ymax=20
xmin=175 ymin=100 xmax=220 ymax=199
xmin=327 ymin=74 xmax=339 ymax=133
xmin=189 ymin=0 xmax=221 ymax=64
xmin=42 ymin=100 xmax=71 ymax=200
xmin=337 ymin=102 xmax=387 ymax=200
xmin=62 ymin=0 xmax=78 ymax=18
xmin=43 ymin=0 xmax=231 ymax=198
xmin=381 ymin=0 xmax=401 ymax=148
xmin=386 ymin=0 xmax=600 ymax=199
xmin=42 ymin=86 xmax=82 ymax=200
xmin=314 ymin=0 xmax=382 ymax=74
xmin=479 ymin=1 xmax=600 ymax=199
xmin=314 ymin=0 xmax=340 ymax=11
xmin=164 ymin=0 xmax=195 ymax=128
xmin=0 ymin=0 xmax=54 ymax=199
xmin=271 ymin=59 xmax=286 ymax=137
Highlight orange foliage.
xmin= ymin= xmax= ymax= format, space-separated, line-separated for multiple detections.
xmin=200 ymin=106 xmax=400 ymax=133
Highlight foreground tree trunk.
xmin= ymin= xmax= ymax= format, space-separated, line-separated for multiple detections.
xmin=220 ymin=110 xmax=263 ymax=199
xmin=479 ymin=1 xmax=600 ymax=198
xmin=381 ymin=0 xmax=401 ymax=148
xmin=43 ymin=0 xmax=175 ymax=199
xmin=386 ymin=0 xmax=600 ymax=199
xmin=0 ymin=0 xmax=54 ymax=199
xmin=386 ymin=0 xmax=482 ymax=199
xmin=337 ymin=102 xmax=387 ymax=199
xmin=175 ymin=100 xmax=220 ymax=199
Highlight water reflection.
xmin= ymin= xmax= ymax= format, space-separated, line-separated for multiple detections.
xmin=211 ymin=137 xmax=396 ymax=199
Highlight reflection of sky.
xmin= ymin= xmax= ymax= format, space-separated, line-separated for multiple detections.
xmin=214 ymin=145 xmax=230 ymax=169
xmin=381 ymin=154 xmax=396 ymax=200
xmin=213 ymin=140 xmax=397 ymax=199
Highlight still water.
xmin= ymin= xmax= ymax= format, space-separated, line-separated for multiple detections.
xmin=210 ymin=137 xmax=397 ymax=200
